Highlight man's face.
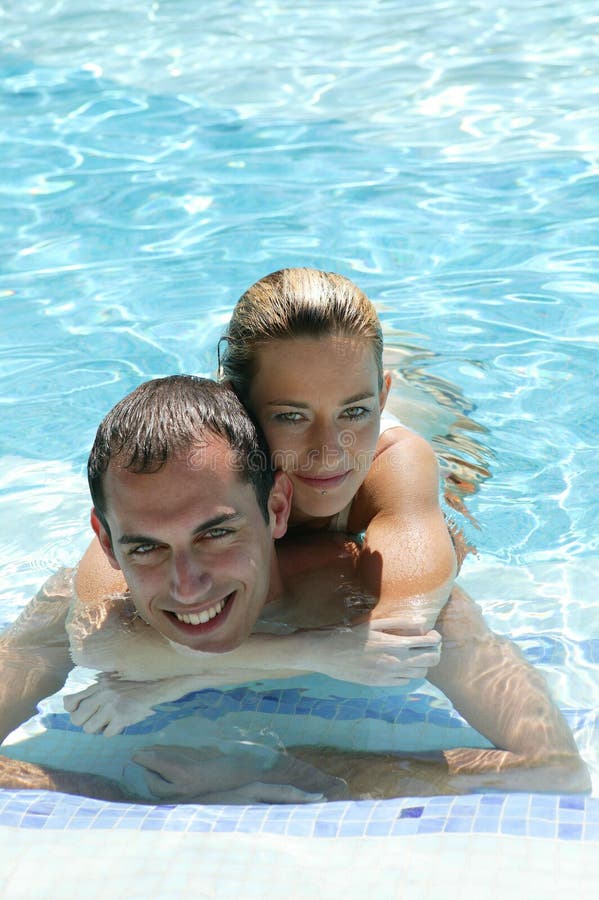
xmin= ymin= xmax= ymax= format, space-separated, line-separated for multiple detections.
xmin=93 ymin=437 xmax=290 ymax=653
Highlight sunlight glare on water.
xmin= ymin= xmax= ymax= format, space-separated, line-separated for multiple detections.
xmin=0 ymin=0 xmax=597 ymax=785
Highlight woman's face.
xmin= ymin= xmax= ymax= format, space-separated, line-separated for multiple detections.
xmin=248 ymin=335 xmax=388 ymax=524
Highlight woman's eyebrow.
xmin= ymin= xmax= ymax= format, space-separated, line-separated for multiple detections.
xmin=342 ymin=391 xmax=377 ymax=404
xmin=265 ymin=391 xmax=376 ymax=407
xmin=265 ymin=399 xmax=310 ymax=408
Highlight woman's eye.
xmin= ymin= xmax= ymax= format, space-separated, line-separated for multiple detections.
xmin=342 ymin=406 xmax=370 ymax=420
xmin=274 ymin=411 xmax=305 ymax=423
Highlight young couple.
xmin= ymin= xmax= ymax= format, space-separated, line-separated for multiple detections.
xmin=0 ymin=268 xmax=589 ymax=802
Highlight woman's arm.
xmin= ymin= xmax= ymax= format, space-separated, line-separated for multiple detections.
xmin=353 ymin=428 xmax=458 ymax=634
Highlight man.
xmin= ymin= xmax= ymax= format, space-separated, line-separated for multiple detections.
xmin=0 ymin=376 xmax=590 ymax=801
xmin=0 ymin=376 xmax=442 ymax=802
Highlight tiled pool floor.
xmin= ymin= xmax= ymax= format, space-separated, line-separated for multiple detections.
xmin=0 ymin=826 xmax=597 ymax=899
xmin=0 ymin=669 xmax=596 ymax=896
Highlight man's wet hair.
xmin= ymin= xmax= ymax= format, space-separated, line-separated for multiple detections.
xmin=88 ymin=375 xmax=274 ymax=539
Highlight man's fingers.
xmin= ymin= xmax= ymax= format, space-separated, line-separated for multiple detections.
xmin=132 ymin=748 xmax=183 ymax=781
xmin=142 ymin=769 xmax=175 ymax=798
xmin=68 ymin=697 xmax=101 ymax=727
xmin=201 ymin=782 xmax=324 ymax=804
xmin=80 ymin=708 xmax=112 ymax=734
xmin=63 ymin=685 xmax=99 ymax=712
xmin=369 ymin=623 xmax=442 ymax=646
xmin=102 ymin=718 xmax=128 ymax=738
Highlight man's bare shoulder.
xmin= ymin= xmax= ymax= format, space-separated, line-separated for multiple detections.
xmin=75 ymin=538 xmax=128 ymax=604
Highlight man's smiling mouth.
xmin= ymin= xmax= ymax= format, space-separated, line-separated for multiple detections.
xmin=169 ymin=593 xmax=234 ymax=627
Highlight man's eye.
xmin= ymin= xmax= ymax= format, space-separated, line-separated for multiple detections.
xmin=203 ymin=528 xmax=232 ymax=539
xmin=130 ymin=544 xmax=158 ymax=557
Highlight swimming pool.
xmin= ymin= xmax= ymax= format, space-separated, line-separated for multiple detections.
xmin=1 ymin=0 xmax=597 ymax=895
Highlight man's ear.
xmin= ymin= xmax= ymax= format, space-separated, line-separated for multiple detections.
xmin=379 ymin=371 xmax=392 ymax=411
xmin=90 ymin=508 xmax=121 ymax=571
xmin=267 ymin=471 xmax=293 ymax=539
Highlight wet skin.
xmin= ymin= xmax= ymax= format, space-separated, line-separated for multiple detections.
xmin=248 ymin=335 xmax=389 ymax=528
xmin=92 ymin=438 xmax=291 ymax=653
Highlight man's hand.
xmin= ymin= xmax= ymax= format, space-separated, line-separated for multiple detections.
xmin=64 ymin=673 xmax=203 ymax=736
xmin=132 ymin=742 xmax=348 ymax=804
xmin=64 ymin=624 xmax=441 ymax=738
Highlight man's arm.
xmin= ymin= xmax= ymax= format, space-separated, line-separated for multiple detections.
xmin=422 ymin=585 xmax=590 ymax=793
xmin=279 ymin=586 xmax=589 ymax=797
xmin=0 ymin=755 xmax=128 ymax=802
xmin=69 ymin=535 xmax=441 ymax=684
xmin=353 ymin=429 xmax=458 ymax=634
xmin=0 ymin=570 xmax=74 ymax=743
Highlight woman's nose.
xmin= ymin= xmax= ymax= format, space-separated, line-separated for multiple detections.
xmin=312 ymin=421 xmax=343 ymax=456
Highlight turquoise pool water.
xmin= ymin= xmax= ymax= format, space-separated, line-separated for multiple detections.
xmin=0 ymin=1 xmax=598 ymax=893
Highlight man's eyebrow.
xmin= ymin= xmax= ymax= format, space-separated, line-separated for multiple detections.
xmin=118 ymin=534 xmax=159 ymax=546
xmin=265 ymin=392 xmax=376 ymax=408
xmin=192 ymin=512 xmax=243 ymax=533
xmin=117 ymin=512 xmax=243 ymax=545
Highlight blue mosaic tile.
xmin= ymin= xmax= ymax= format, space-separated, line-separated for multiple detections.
xmin=474 ymin=817 xmax=504 ymax=833
xmin=478 ymin=794 xmax=505 ymax=807
xmin=586 ymin=801 xmax=599 ymax=822
xmin=1 ymin=790 xmax=598 ymax=844
xmin=530 ymin=798 xmax=557 ymax=818
xmin=399 ymin=806 xmax=423 ymax=819
xmin=286 ymin=820 xmax=314 ymax=837
xmin=503 ymin=795 xmax=531 ymax=812
xmin=417 ymin=818 xmax=444 ymax=834
xmin=391 ymin=820 xmax=420 ymax=835
xmin=339 ymin=821 xmax=367 ymax=836
xmin=444 ymin=818 xmax=472 ymax=833
xmin=140 ymin=819 xmax=165 ymax=831
xmin=264 ymin=820 xmax=289 ymax=835
xmin=366 ymin=821 xmax=393 ymax=836
xmin=0 ymin=811 xmax=23 ymax=827
xmin=314 ymin=820 xmax=338 ymax=837
xmin=558 ymin=823 xmax=583 ymax=840
xmin=501 ymin=819 xmax=528 ymax=836
xmin=369 ymin=804 xmax=399 ymax=821
xmin=528 ymin=820 xmax=556 ymax=838
xmin=558 ymin=807 xmax=586 ymax=824
xmin=451 ymin=801 xmax=478 ymax=816
xmin=20 ymin=815 xmax=46 ymax=829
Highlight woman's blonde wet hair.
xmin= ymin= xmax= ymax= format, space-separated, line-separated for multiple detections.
xmin=218 ymin=267 xmax=384 ymax=402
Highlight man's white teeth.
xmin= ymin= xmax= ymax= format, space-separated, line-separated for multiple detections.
xmin=175 ymin=598 xmax=226 ymax=625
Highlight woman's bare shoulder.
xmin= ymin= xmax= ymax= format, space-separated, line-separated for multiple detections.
xmin=375 ymin=423 xmax=436 ymax=462
xmin=353 ymin=427 xmax=439 ymax=518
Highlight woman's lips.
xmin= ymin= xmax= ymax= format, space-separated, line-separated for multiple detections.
xmin=293 ymin=471 xmax=351 ymax=490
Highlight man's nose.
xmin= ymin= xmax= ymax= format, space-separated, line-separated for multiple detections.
xmin=170 ymin=553 xmax=213 ymax=604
